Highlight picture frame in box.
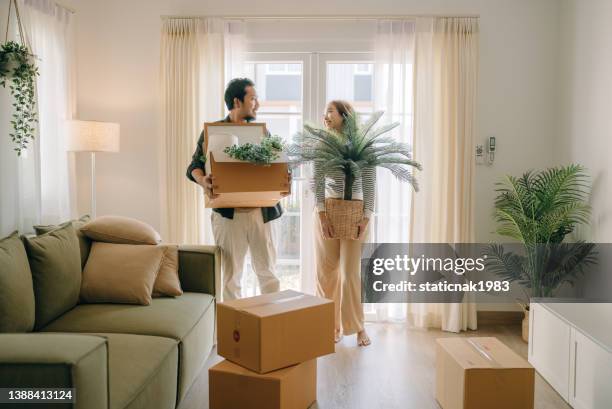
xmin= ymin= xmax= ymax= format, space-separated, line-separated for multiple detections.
xmin=203 ymin=122 xmax=290 ymax=208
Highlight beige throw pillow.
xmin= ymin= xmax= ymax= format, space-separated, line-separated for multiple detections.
xmin=81 ymin=242 xmax=164 ymax=305
xmin=153 ymin=244 xmax=183 ymax=297
xmin=81 ymin=216 xmax=161 ymax=245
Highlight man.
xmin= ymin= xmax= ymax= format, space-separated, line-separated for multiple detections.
xmin=186 ymin=78 xmax=288 ymax=300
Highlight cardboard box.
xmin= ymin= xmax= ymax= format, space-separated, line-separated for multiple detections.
xmin=209 ymin=359 xmax=317 ymax=409
xmin=217 ymin=290 xmax=335 ymax=373
xmin=436 ymin=337 xmax=535 ymax=409
xmin=203 ymin=122 xmax=290 ymax=208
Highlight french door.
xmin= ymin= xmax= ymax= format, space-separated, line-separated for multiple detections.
xmin=241 ymin=52 xmax=374 ymax=296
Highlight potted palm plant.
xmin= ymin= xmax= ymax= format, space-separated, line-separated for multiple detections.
xmin=289 ymin=111 xmax=422 ymax=239
xmin=485 ymin=164 xmax=597 ymax=342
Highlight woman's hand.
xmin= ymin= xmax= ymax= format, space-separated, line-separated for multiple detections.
xmin=356 ymin=217 xmax=370 ymax=240
xmin=319 ymin=211 xmax=335 ymax=239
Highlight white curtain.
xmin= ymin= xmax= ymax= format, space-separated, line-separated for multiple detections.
xmin=369 ymin=20 xmax=416 ymax=321
xmin=160 ymin=18 xmax=244 ymax=244
xmin=408 ymin=17 xmax=479 ymax=332
xmin=372 ymin=17 xmax=479 ymax=332
xmin=0 ymin=0 xmax=76 ymax=236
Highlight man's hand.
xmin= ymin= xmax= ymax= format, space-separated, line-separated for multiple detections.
xmin=198 ymin=173 xmax=219 ymax=199
xmin=280 ymin=171 xmax=292 ymax=198
xmin=319 ymin=211 xmax=335 ymax=239
xmin=356 ymin=217 xmax=370 ymax=240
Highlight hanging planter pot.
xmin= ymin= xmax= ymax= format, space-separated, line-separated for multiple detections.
xmin=0 ymin=0 xmax=39 ymax=156
xmin=0 ymin=47 xmax=35 ymax=78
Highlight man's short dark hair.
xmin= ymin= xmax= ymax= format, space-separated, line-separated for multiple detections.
xmin=224 ymin=78 xmax=255 ymax=110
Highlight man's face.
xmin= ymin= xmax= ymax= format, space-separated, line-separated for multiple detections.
xmin=234 ymin=85 xmax=259 ymax=121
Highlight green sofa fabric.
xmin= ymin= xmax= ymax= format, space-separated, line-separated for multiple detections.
xmin=0 ymin=333 xmax=109 ymax=409
xmin=23 ymin=223 xmax=82 ymax=329
xmin=98 ymin=333 xmax=178 ymax=409
xmin=178 ymin=245 xmax=219 ymax=295
xmin=0 ymin=232 xmax=35 ymax=332
xmin=34 ymin=215 xmax=92 ymax=269
xmin=42 ymin=293 xmax=215 ymax=403
xmin=0 ymin=243 xmax=218 ymax=409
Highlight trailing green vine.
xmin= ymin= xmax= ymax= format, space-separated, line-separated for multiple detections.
xmin=223 ymin=135 xmax=285 ymax=166
xmin=0 ymin=41 xmax=39 ymax=156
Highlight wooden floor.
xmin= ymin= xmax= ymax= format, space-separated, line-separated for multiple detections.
xmin=178 ymin=323 xmax=571 ymax=409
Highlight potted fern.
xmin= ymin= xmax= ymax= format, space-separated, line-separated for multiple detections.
xmin=289 ymin=111 xmax=421 ymax=239
xmin=485 ymin=164 xmax=597 ymax=342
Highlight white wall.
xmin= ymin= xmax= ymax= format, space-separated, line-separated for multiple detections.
xmin=56 ymin=0 xmax=560 ymax=243
xmin=557 ymin=0 xmax=612 ymax=299
xmin=557 ymin=0 xmax=612 ymax=242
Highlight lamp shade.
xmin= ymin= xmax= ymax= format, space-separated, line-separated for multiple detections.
xmin=66 ymin=120 xmax=120 ymax=152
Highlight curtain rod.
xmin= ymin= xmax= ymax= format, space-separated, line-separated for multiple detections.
xmin=160 ymin=14 xmax=480 ymax=21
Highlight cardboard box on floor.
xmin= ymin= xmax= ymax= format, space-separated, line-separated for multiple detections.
xmin=203 ymin=122 xmax=290 ymax=208
xmin=217 ymin=290 xmax=335 ymax=374
xmin=209 ymin=359 xmax=317 ymax=409
xmin=436 ymin=337 xmax=535 ymax=409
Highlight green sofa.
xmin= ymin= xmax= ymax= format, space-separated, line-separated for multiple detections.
xmin=0 ymin=243 xmax=219 ymax=409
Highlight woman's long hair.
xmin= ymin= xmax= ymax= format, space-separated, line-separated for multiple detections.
xmin=329 ymin=100 xmax=355 ymax=125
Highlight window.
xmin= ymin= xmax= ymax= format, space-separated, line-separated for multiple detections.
xmin=242 ymin=59 xmax=307 ymax=295
xmin=326 ymin=62 xmax=374 ymax=113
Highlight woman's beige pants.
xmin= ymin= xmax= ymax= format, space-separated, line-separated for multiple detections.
xmin=314 ymin=212 xmax=366 ymax=336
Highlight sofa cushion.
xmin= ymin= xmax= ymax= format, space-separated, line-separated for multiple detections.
xmin=0 ymin=232 xmax=36 ymax=332
xmin=153 ymin=244 xmax=182 ymax=297
xmin=23 ymin=223 xmax=81 ymax=330
xmin=81 ymin=242 xmax=164 ymax=305
xmin=93 ymin=333 xmax=178 ymax=409
xmin=81 ymin=216 xmax=161 ymax=245
xmin=34 ymin=215 xmax=92 ymax=269
xmin=42 ymin=293 xmax=215 ymax=402
xmin=43 ymin=292 xmax=213 ymax=340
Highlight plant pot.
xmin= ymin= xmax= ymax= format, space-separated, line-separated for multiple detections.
xmin=324 ymin=198 xmax=364 ymax=240
xmin=521 ymin=308 xmax=530 ymax=343
xmin=0 ymin=52 xmax=34 ymax=78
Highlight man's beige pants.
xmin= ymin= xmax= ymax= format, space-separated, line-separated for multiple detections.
xmin=314 ymin=212 xmax=366 ymax=336
xmin=212 ymin=210 xmax=280 ymax=301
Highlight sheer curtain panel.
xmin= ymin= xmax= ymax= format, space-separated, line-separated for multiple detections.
xmin=160 ymin=18 xmax=246 ymax=244
xmin=0 ymin=0 xmax=77 ymax=235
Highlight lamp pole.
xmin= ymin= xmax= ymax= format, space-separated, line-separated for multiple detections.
xmin=91 ymin=151 xmax=96 ymax=219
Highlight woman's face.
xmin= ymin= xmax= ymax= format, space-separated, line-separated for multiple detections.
xmin=324 ymin=103 xmax=344 ymax=132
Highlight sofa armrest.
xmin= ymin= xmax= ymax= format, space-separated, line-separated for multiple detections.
xmin=178 ymin=245 xmax=220 ymax=297
xmin=0 ymin=333 xmax=109 ymax=409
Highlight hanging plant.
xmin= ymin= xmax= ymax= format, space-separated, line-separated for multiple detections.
xmin=1 ymin=0 xmax=39 ymax=156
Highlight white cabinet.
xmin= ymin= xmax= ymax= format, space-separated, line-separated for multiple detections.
xmin=569 ymin=329 xmax=612 ymax=409
xmin=528 ymin=303 xmax=571 ymax=401
xmin=529 ymin=302 xmax=612 ymax=409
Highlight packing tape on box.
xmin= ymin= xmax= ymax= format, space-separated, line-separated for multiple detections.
xmin=467 ymin=338 xmax=502 ymax=368
xmin=231 ymin=294 xmax=308 ymax=348
xmin=232 ymin=294 xmax=305 ymax=348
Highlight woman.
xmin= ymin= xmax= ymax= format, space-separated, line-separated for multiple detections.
xmin=314 ymin=100 xmax=374 ymax=347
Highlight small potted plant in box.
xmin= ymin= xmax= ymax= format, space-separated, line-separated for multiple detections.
xmin=223 ymin=135 xmax=285 ymax=166
xmin=485 ymin=164 xmax=597 ymax=342
xmin=289 ymin=111 xmax=422 ymax=239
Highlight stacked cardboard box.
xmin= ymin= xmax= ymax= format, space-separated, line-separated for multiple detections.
xmin=436 ymin=337 xmax=535 ymax=409
xmin=209 ymin=290 xmax=335 ymax=409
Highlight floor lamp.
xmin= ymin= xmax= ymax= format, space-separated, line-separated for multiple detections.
xmin=66 ymin=120 xmax=120 ymax=219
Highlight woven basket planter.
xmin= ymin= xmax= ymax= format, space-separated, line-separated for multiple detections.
xmin=325 ymin=198 xmax=364 ymax=240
